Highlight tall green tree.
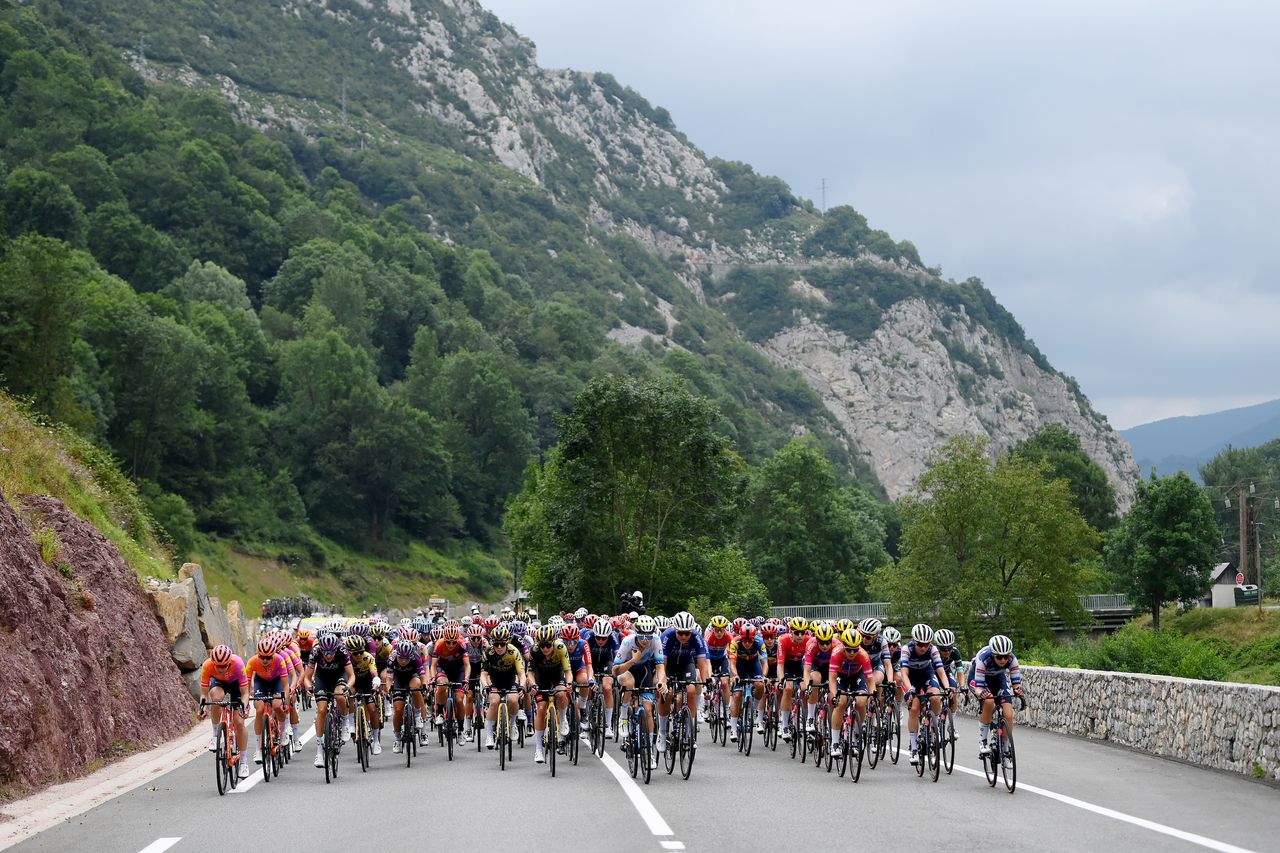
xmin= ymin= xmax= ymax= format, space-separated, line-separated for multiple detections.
xmin=739 ymin=440 xmax=887 ymax=605
xmin=1106 ymin=472 xmax=1219 ymax=629
xmin=1009 ymin=424 xmax=1117 ymax=531
xmin=874 ymin=435 xmax=1098 ymax=647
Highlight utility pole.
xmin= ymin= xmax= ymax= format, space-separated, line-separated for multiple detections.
xmin=820 ymin=178 xmax=828 ymax=215
xmin=341 ymin=74 xmax=348 ymax=126
xmin=138 ymin=34 xmax=146 ymax=64
xmin=1239 ymin=487 xmax=1249 ymax=586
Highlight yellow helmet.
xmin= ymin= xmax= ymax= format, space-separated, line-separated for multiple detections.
xmin=786 ymin=616 xmax=809 ymax=633
xmin=835 ymin=619 xmax=853 ymax=633
xmin=812 ymin=622 xmax=835 ymax=642
xmin=839 ymin=628 xmax=862 ymax=648
xmin=709 ymin=615 xmax=730 ymax=630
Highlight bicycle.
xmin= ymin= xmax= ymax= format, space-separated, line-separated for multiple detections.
xmin=940 ymin=686 xmax=958 ymax=775
xmin=202 ymin=697 xmax=244 ymax=795
xmin=786 ymin=678 xmax=808 ymax=763
xmin=352 ymin=691 xmax=376 ymax=773
xmin=706 ymin=674 xmax=728 ymax=746
xmin=809 ymin=690 xmax=833 ymax=772
xmin=664 ymin=679 xmax=699 ymax=780
xmin=252 ymin=692 xmax=286 ymax=783
xmin=392 ymin=686 xmax=426 ymax=769
xmin=533 ymin=686 xmax=566 ymax=777
xmin=760 ymin=678 xmax=780 ymax=751
xmin=470 ymin=680 xmax=484 ymax=754
xmin=313 ymin=687 xmax=345 ymax=782
xmin=833 ymin=688 xmax=868 ymax=783
xmin=565 ymin=689 xmax=581 ymax=766
xmin=490 ymin=685 xmax=521 ymax=771
xmin=981 ymin=693 xmax=1025 ymax=792
xmin=878 ymin=683 xmax=902 ymax=764
xmin=621 ymin=685 xmax=655 ymax=785
xmin=437 ymin=681 xmax=467 ymax=762
xmin=587 ymin=679 xmax=608 ymax=758
xmin=735 ymin=676 xmax=764 ymax=757
xmin=906 ymin=689 xmax=944 ymax=782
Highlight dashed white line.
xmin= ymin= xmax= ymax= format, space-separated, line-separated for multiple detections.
xmin=951 ymin=765 xmax=1257 ymax=853
xmin=594 ymin=750 xmax=674 ymax=836
xmin=660 ymin=842 xmax=686 ymax=850
xmin=136 ymin=839 xmax=181 ymax=853
xmin=228 ymin=727 xmax=315 ymax=795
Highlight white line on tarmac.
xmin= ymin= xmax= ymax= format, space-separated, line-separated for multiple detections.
xmin=229 ymin=726 xmax=315 ymax=794
xmin=952 ymin=765 xmax=1257 ymax=853
xmin=136 ymin=839 xmax=181 ymax=853
xmin=594 ymin=750 xmax=674 ymax=836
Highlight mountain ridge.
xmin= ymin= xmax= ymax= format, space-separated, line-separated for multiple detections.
xmin=1122 ymin=397 xmax=1280 ymax=480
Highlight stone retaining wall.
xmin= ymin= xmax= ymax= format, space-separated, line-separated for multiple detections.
xmin=1013 ymin=666 xmax=1280 ymax=780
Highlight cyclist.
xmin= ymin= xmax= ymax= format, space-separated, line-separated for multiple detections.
xmin=658 ymin=611 xmax=708 ymax=752
xmin=856 ymin=618 xmax=893 ymax=699
xmin=775 ymin=616 xmax=810 ymax=742
xmin=198 ymin=644 xmax=251 ymax=779
xmin=527 ymin=624 xmax=572 ymax=764
xmin=898 ymin=623 xmax=950 ymax=766
xmin=346 ymin=634 xmax=383 ymax=755
xmin=727 ymin=622 xmax=767 ymax=743
xmin=703 ymin=615 xmax=734 ymax=723
xmin=561 ymin=623 xmax=593 ymax=741
xmin=306 ymin=633 xmax=355 ymax=768
xmin=464 ymin=623 xmax=486 ymax=742
xmin=613 ymin=614 xmax=666 ymax=769
xmin=882 ymin=625 xmax=903 ymax=699
xmin=801 ymin=621 xmax=836 ymax=731
xmin=934 ymin=628 xmax=964 ymax=710
xmin=584 ymin=616 xmax=620 ymax=738
xmin=386 ymin=638 xmax=427 ymax=754
xmin=480 ymin=624 xmax=525 ymax=749
xmin=970 ymin=634 xmax=1023 ymax=756
xmin=429 ymin=623 xmax=471 ymax=739
xmin=246 ymin=637 xmax=290 ymax=766
xmin=828 ymin=627 xmax=872 ymax=753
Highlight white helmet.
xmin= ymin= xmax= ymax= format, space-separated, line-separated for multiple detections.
xmin=654 ymin=615 xmax=671 ymax=631
xmin=574 ymin=607 xmax=589 ymax=619
xmin=592 ymin=617 xmax=612 ymax=636
xmin=934 ymin=629 xmax=956 ymax=647
xmin=632 ymin=590 xmax=644 ymax=601
xmin=911 ymin=623 xmax=933 ymax=644
xmin=672 ymin=611 xmax=697 ymax=632
xmin=857 ymin=617 xmax=882 ymax=637
xmin=989 ymin=635 xmax=1014 ymax=656
xmin=634 ymin=615 xmax=656 ymax=635
xmin=881 ymin=626 xmax=901 ymax=643
xmin=547 ymin=615 xmax=565 ymax=631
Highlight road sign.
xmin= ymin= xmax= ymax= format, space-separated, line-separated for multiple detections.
xmin=1236 ymin=572 xmax=1245 ymax=585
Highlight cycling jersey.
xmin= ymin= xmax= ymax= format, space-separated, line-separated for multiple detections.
xmin=563 ymin=637 xmax=588 ymax=674
xmin=465 ymin=637 xmax=484 ymax=676
xmin=859 ymin=636 xmax=894 ymax=672
xmin=528 ymin=639 xmax=573 ymax=675
xmin=201 ymin=654 xmax=248 ymax=694
xmin=803 ymin=637 xmax=835 ymax=671
xmin=308 ymin=646 xmax=352 ymax=676
xmin=613 ymin=633 xmax=665 ymax=668
xmin=898 ymin=643 xmax=944 ymax=674
xmin=481 ymin=644 xmax=525 ymax=676
xmin=245 ymin=652 xmax=289 ymax=684
xmin=350 ymin=651 xmax=378 ymax=679
xmin=828 ymin=643 xmax=873 ymax=680
xmin=728 ymin=634 xmax=767 ymax=665
xmin=971 ymin=647 xmax=1021 ymax=690
xmin=583 ymin=630 xmax=619 ymax=673
xmin=432 ymin=638 xmax=469 ymax=673
xmin=703 ymin=628 xmax=733 ymax=660
xmin=660 ymin=627 xmax=708 ymax=670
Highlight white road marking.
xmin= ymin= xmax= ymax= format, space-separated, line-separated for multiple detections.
xmin=594 ymin=750 xmax=674 ymax=836
xmin=228 ymin=726 xmax=315 ymax=795
xmin=952 ymin=765 xmax=1257 ymax=853
xmin=136 ymin=839 xmax=181 ymax=853
xmin=660 ymin=842 xmax=686 ymax=850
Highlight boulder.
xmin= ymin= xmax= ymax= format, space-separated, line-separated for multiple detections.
xmin=226 ymin=600 xmax=248 ymax=658
xmin=183 ymin=668 xmax=204 ymax=702
xmin=179 ymin=562 xmax=211 ymax=616
xmin=163 ymin=579 xmax=205 ymax=671
xmin=199 ymin=594 xmax=233 ymax=652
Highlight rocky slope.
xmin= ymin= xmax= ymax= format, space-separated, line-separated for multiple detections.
xmin=759 ymin=299 xmax=1139 ymax=506
xmin=68 ymin=0 xmax=1140 ymax=501
xmin=0 ymin=490 xmax=194 ymax=791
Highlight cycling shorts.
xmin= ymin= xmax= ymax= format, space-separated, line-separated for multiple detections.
xmin=532 ymin=667 xmax=566 ymax=692
xmin=433 ymin=668 xmax=466 ymax=692
xmin=390 ymin=668 xmax=419 ymax=692
xmin=628 ymin=661 xmax=657 ymax=694
xmin=783 ymin=659 xmax=805 ymax=681
xmin=571 ymin=660 xmax=589 ymax=679
xmin=667 ymin=659 xmax=697 ymax=683
xmin=709 ymin=657 xmax=730 ymax=677
xmin=208 ymin=677 xmax=243 ymax=700
xmin=732 ymin=658 xmax=762 ymax=685
xmin=905 ymin=668 xmax=940 ymax=692
xmin=252 ymin=675 xmax=283 ymax=699
xmin=486 ymin=671 xmax=519 ymax=693
xmin=353 ymin=671 xmax=376 ymax=695
xmin=979 ymin=671 xmax=1015 ymax=704
xmin=835 ymin=672 xmax=867 ymax=695
xmin=313 ymin=669 xmax=346 ymax=696
xmin=809 ymin=668 xmax=829 ymax=685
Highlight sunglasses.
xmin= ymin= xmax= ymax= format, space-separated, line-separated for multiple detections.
xmin=539 ymin=642 xmax=554 ymax=649
xmin=993 ymin=654 xmax=1010 ymax=662
xmin=675 ymin=630 xmax=691 ymax=637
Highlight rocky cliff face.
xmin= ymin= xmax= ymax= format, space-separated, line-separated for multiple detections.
xmin=0 ymin=491 xmax=194 ymax=791
xmin=759 ymin=298 xmax=1140 ymax=508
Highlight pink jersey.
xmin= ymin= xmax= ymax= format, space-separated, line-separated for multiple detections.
xmin=803 ymin=637 xmax=835 ymax=670
xmin=246 ymin=652 xmax=290 ymax=682
xmin=201 ymin=654 xmax=248 ymax=691
xmin=777 ymin=633 xmax=808 ymax=663
xmin=828 ymin=643 xmax=873 ymax=679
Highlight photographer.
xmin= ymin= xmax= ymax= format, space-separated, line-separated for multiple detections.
xmin=619 ymin=589 xmax=646 ymax=616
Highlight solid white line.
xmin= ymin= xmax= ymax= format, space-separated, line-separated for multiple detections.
xmin=136 ymin=839 xmax=181 ymax=853
xmin=952 ymin=765 xmax=1257 ymax=853
xmin=228 ymin=727 xmax=315 ymax=795
xmin=661 ymin=843 xmax=686 ymax=850
xmin=594 ymin=750 xmax=674 ymax=836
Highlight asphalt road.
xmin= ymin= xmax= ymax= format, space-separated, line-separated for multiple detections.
xmin=9 ymin=705 xmax=1278 ymax=853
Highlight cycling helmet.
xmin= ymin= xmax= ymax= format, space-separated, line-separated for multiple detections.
xmin=589 ymin=617 xmax=610 ymax=636
xmin=368 ymin=623 xmax=386 ymax=640
xmin=881 ymin=626 xmax=901 ymax=644
xmin=911 ymin=623 xmax=934 ymax=644
xmin=395 ymin=640 xmax=417 ymax=658
xmin=349 ymin=621 xmax=369 ymax=637
xmin=560 ymin=624 xmax=580 ymax=642
xmin=460 ymin=615 xmax=472 ymax=627
xmin=534 ymin=625 xmax=558 ymax=645
xmin=839 ymin=627 xmax=862 ymax=648
xmin=835 ymin=618 xmax=853 ymax=633
xmin=318 ymin=634 xmax=341 ymax=653
xmin=634 ymin=615 xmax=656 ymax=635
xmin=442 ymin=624 xmax=461 ymax=641
xmin=211 ymin=644 xmax=233 ymax=664
xmin=344 ymin=634 xmax=365 ymax=653
xmin=256 ymin=637 xmax=276 ymax=657
xmin=483 ymin=616 xmax=499 ymax=631
xmin=327 ymin=618 xmax=345 ymax=634
xmin=761 ymin=621 xmax=779 ymax=638
xmin=547 ymin=615 xmax=565 ymax=631
xmin=655 ymin=615 xmax=671 ymax=631
xmin=857 ymin=617 xmax=882 ymax=637
xmin=709 ymin=615 xmax=730 ymax=630
xmin=934 ymin=628 xmax=956 ymax=648
xmin=812 ymin=623 xmax=835 ymax=642
xmin=731 ymin=617 xmax=747 ymax=634
xmin=672 ymin=611 xmax=697 ymax=632
xmin=296 ymin=627 xmax=313 ymax=641
xmin=466 ymin=624 xmax=485 ymax=638
xmin=989 ymin=635 xmax=1014 ymax=656
xmin=430 ymin=626 xmax=444 ymax=641
xmin=397 ymin=625 xmax=417 ymax=641
xmin=751 ymin=615 xmax=766 ymax=626
xmin=574 ymin=607 xmax=589 ymax=620
xmin=610 ymin=616 xmax=625 ymax=631
xmin=490 ymin=625 xmax=512 ymax=644
xmin=787 ymin=616 xmax=809 ymax=633
xmin=510 ymin=620 xmax=528 ymax=638
xmin=738 ymin=624 xmax=758 ymax=643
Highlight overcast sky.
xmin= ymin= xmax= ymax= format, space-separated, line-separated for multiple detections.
xmin=482 ymin=0 xmax=1280 ymax=429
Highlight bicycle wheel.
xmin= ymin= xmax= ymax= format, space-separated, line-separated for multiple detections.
xmin=261 ymin=721 xmax=271 ymax=783
xmin=357 ymin=709 xmax=369 ymax=773
xmin=866 ymin=705 xmax=881 ymax=769
xmin=403 ymin=708 xmax=414 ymax=769
xmin=929 ymin=718 xmax=942 ymax=783
xmin=797 ymin=705 xmax=809 ymax=764
xmin=548 ymin=722 xmax=557 ymax=778
xmin=708 ymin=692 xmax=721 ymax=745
xmin=943 ymin=710 xmax=955 ymax=774
xmin=983 ymin=727 xmax=998 ymax=787
xmin=889 ymin=702 xmax=901 ymax=764
xmin=637 ymin=707 xmax=652 ymax=785
xmin=627 ymin=712 xmax=640 ymax=779
xmin=822 ymin=712 xmax=833 ymax=772
xmin=214 ymin=723 xmax=228 ymax=795
xmin=569 ymin=701 xmax=580 ymax=766
xmin=679 ymin=705 xmax=696 ymax=780
xmin=835 ymin=727 xmax=849 ymax=777
xmin=497 ymin=703 xmax=508 ymax=771
xmin=850 ymin=719 xmax=864 ymax=783
xmin=665 ymin=709 xmax=678 ymax=775
xmin=743 ymin=697 xmax=755 ymax=757
xmin=1001 ymin=729 xmax=1016 ymax=793
xmin=227 ymin=726 xmax=240 ymax=790
xmin=328 ymin=715 xmax=340 ymax=780
xmin=788 ymin=706 xmax=799 ymax=759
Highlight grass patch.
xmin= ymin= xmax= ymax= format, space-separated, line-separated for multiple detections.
xmin=0 ymin=392 xmax=171 ymax=580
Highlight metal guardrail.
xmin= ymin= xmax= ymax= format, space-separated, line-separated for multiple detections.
xmin=770 ymin=594 xmax=1130 ymax=621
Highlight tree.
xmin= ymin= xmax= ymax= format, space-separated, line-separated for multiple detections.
xmin=1009 ymin=424 xmax=1118 ymax=531
xmin=1106 ymin=472 xmax=1219 ymax=630
xmin=874 ymin=435 xmax=1098 ymax=648
xmin=2 ymin=168 xmax=88 ymax=247
xmin=505 ymin=373 xmax=747 ymax=614
xmin=739 ymin=440 xmax=888 ymax=605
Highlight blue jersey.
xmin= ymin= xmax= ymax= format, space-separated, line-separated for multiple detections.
xmin=972 ymin=647 xmax=1021 ymax=689
xmin=614 ymin=633 xmax=665 ymax=668
xmin=660 ymin=626 xmax=708 ymax=667
xmin=583 ymin=630 xmax=619 ymax=671
xmin=898 ymin=643 xmax=944 ymax=673
xmin=564 ymin=637 xmax=587 ymax=671
xmin=859 ymin=636 xmax=894 ymax=671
